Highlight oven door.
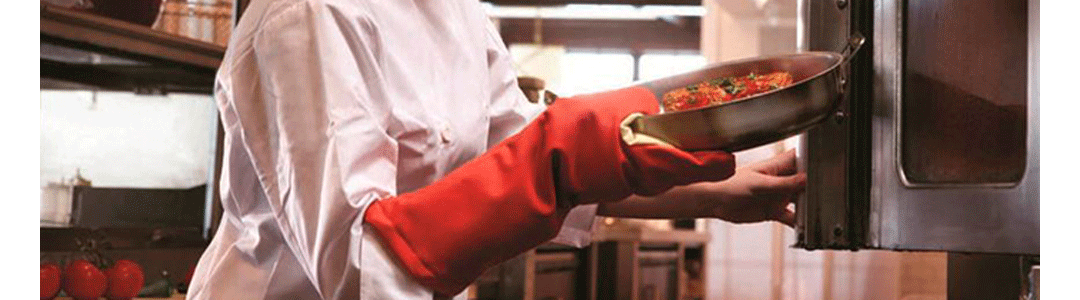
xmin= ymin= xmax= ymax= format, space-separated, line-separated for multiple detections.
xmin=797 ymin=0 xmax=1039 ymax=255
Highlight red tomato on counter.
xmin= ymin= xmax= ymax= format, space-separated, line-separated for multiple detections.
xmin=40 ymin=263 xmax=61 ymax=300
xmin=185 ymin=264 xmax=196 ymax=286
xmin=62 ymin=259 xmax=107 ymax=300
xmin=105 ymin=260 xmax=145 ymax=300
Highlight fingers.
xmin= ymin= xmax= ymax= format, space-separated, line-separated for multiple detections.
xmin=753 ymin=173 xmax=807 ymax=195
xmin=750 ymin=149 xmax=799 ymax=176
xmin=777 ymin=207 xmax=796 ymax=228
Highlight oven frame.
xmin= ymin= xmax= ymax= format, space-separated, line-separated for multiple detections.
xmin=796 ymin=0 xmax=1039 ymax=255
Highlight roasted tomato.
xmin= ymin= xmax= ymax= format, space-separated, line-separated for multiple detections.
xmin=62 ymin=259 xmax=108 ymax=300
xmin=662 ymin=71 xmax=794 ymax=112
xmin=105 ymin=260 xmax=145 ymax=300
xmin=41 ymin=263 xmax=62 ymax=300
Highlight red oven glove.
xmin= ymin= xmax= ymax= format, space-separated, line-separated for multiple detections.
xmin=363 ymin=86 xmax=736 ymax=296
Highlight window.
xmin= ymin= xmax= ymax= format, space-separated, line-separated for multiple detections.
xmin=900 ymin=0 xmax=1028 ymax=184
xmin=555 ymin=50 xmax=706 ymax=97
xmin=638 ymin=53 xmax=707 ymax=81
xmin=559 ymin=51 xmax=636 ymax=96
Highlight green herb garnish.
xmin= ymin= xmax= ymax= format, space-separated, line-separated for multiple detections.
xmin=725 ymin=83 xmax=745 ymax=95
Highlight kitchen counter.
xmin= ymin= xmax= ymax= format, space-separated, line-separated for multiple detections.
xmin=593 ymin=226 xmax=711 ymax=245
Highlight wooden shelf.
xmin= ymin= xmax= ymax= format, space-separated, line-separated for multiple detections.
xmin=40 ymin=4 xmax=225 ymax=94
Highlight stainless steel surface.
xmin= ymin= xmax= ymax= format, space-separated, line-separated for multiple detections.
xmin=1021 ymin=257 xmax=1039 ymax=300
xmin=796 ymin=0 xmax=1038 ymax=255
xmin=794 ymin=0 xmax=862 ymax=250
xmin=629 ymin=35 xmax=863 ymax=152
xmin=898 ymin=0 xmax=1028 ymax=187
xmin=1028 ymin=265 xmax=1039 ymax=300
xmin=866 ymin=0 xmax=902 ymax=250
xmin=866 ymin=0 xmax=1038 ymax=255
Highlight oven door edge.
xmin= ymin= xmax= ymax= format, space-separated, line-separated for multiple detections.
xmin=794 ymin=0 xmax=871 ymax=251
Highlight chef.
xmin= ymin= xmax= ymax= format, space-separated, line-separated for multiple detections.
xmin=186 ymin=0 xmax=806 ymax=299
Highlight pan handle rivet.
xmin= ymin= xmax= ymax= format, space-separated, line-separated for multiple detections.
xmin=834 ymin=111 xmax=846 ymax=124
xmin=837 ymin=0 xmax=848 ymax=9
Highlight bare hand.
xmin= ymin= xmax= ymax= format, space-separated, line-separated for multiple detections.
xmin=704 ymin=149 xmax=805 ymax=227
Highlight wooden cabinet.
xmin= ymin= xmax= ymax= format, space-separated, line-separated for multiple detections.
xmin=472 ymin=227 xmax=708 ymax=300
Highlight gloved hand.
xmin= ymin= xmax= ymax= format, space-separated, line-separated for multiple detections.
xmin=363 ymin=85 xmax=736 ymax=296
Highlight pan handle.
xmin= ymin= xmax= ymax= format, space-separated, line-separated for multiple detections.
xmin=841 ymin=32 xmax=866 ymax=64
xmin=836 ymin=32 xmax=866 ymax=94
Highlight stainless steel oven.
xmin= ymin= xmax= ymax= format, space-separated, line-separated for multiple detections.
xmin=795 ymin=0 xmax=1039 ymax=257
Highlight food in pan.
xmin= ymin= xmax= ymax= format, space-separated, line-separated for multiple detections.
xmin=661 ymin=71 xmax=794 ymax=112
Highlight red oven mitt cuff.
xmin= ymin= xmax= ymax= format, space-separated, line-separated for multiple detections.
xmin=363 ymin=86 xmax=736 ymax=295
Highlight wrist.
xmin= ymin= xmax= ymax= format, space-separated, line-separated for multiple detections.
xmin=595 ymin=183 xmax=722 ymax=219
xmin=684 ymin=182 xmax=725 ymax=218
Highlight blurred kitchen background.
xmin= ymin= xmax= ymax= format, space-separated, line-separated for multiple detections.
xmin=42 ymin=0 xmax=1017 ymax=299
xmin=485 ymin=1 xmax=945 ymax=299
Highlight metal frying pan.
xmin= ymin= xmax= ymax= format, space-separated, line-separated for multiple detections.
xmin=629 ymin=33 xmax=865 ymax=152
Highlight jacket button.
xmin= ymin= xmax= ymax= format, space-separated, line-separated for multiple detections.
xmin=439 ymin=124 xmax=453 ymax=144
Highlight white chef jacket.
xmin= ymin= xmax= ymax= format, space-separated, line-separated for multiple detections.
xmin=185 ymin=0 xmax=598 ymax=299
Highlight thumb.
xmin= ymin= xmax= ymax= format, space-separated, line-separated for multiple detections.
xmin=752 ymin=149 xmax=799 ymax=176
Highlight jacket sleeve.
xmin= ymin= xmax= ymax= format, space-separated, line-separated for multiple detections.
xmin=481 ymin=15 xmax=544 ymax=147
xmin=235 ymin=2 xmax=396 ymax=296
